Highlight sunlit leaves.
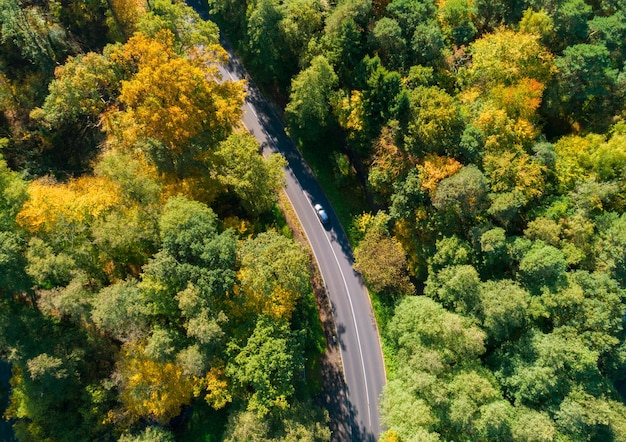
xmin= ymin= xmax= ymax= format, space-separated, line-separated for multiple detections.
xmin=105 ymin=31 xmax=244 ymax=152
xmin=116 ymin=342 xmax=195 ymax=424
xmin=137 ymin=0 xmax=221 ymax=55
xmin=553 ymin=131 xmax=626 ymax=192
xmin=466 ymin=29 xmax=555 ymax=89
xmin=238 ymin=231 xmax=310 ymax=321
xmin=17 ymin=176 xmax=121 ymax=234
xmin=215 ymin=133 xmax=286 ymax=216
xmin=105 ymin=0 xmax=148 ymax=40
xmin=286 ymin=55 xmax=338 ymax=143
xmin=227 ymin=317 xmax=300 ymax=416
xmin=32 ymin=52 xmax=118 ymax=129
xmin=404 ymin=86 xmax=464 ymax=158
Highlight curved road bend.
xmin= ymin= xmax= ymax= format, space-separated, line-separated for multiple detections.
xmin=212 ymin=30 xmax=387 ymax=442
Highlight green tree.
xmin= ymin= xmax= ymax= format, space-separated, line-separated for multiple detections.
xmin=245 ymin=0 xmax=286 ymax=86
xmin=517 ymin=241 xmax=568 ymax=293
xmin=0 ymin=231 xmax=29 ymax=296
xmin=387 ymin=296 xmax=486 ymax=371
xmin=425 ymin=264 xmax=482 ymax=316
xmin=360 ymin=58 xmax=405 ymax=140
xmin=437 ymin=0 xmax=477 ymax=46
xmin=214 ymin=132 xmax=286 ymax=216
xmin=541 ymin=271 xmax=624 ymax=357
xmin=0 ymin=153 xmax=29 ymax=296
xmin=0 ymin=151 xmax=27 ymax=229
xmin=410 ymin=21 xmax=445 ymax=65
xmin=551 ymin=0 xmax=591 ymax=52
xmin=227 ymin=316 xmax=301 ymax=416
xmin=91 ymin=279 xmax=148 ymax=342
xmin=588 ymin=12 xmax=626 ymax=66
xmin=432 ymin=165 xmax=489 ymax=224
xmin=555 ymin=389 xmax=626 ymax=441
xmin=479 ymin=279 xmax=530 ymax=345
xmin=386 ymin=0 xmax=436 ymax=35
xmin=403 ymin=86 xmax=464 ymax=158
xmin=495 ymin=331 xmax=602 ymax=409
xmin=119 ymin=426 xmax=175 ymax=442
xmin=383 ymin=296 xmax=490 ymax=439
xmin=285 ymin=55 xmax=338 ymax=143
xmin=510 ymin=407 xmax=556 ymax=442
xmin=139 ymin=196 xmax=237 ymax=324
xmin=32 ymin=51 xmax=118 ymax=129
xmin=0 ymin=0 xmax=67 ymax=69
xmin=279 ymin=0 xmax=325 ymax=66
xmin=598 ymin=213 xmax=626 ymax=286
xmin=371 ymin=17 xmax=406 ymax=70
xmin=550 ymin=43 xmax=619 ymax=129
xmin=428 ymin=235 xmax=474 ymax=274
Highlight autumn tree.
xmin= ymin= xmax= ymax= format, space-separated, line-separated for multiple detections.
xmin=105 ymin=30 xmax=244 ymax=153
xmin=238 ymin=231 xmax=310 ymax=321
xmin=354 ymin=212 xmax=414 ymax=297
xmin=116 ymin=341 xmax=196 ymax=424
xmin=465 ymin=29 xmax=555 ymax=89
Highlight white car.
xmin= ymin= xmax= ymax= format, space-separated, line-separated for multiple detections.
xmin=314 ymin=204 xmax=329 ymax=226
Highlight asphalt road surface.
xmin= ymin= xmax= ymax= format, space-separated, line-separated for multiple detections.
xmin=209 ymin=23 xmax=387 ymax=442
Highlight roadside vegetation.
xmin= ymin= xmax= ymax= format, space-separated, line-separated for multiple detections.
xmin=210 ymin=0 xmax=626 ymax=440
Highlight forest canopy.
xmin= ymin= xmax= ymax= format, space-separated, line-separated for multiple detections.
xmin=210 ymin=0 xmax=626 ymax=440
xmin=2 ymin=0 xmax=626 ymax=440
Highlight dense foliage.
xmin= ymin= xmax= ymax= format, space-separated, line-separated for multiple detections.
xmin=210 ymin=0 xmax=626 ymax=440
xmin=1 ymin=0 xmax=329 ymax=440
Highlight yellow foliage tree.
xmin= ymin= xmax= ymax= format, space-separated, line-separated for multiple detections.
xmin=17 ymin=176 xmax=121 ymax=233
xmin=117 ymin=342 xmax=196 ymax=424
xmin=333 ymin=90 xmax=365 ymax=138
xmin=106 ymin=0 xmax=148 ymax=39
xmin=203 ymin=365 xmax=232 ymax=410
xmin=104 ymin=31 xmax=244 ymax=152
xmin=467 ymin=28 xmax=555 ymax=89
xmin=417 ymin=154 xmax=462 ymax=196
xmin=483 ymin=151 xmax=545 ymax=201
xmin=475 ymin=105 xmax=538 ymax=153
xmin=554 ymin=132 xmax=626 ymax=192
xmin=368 ymin=125 xmax=410 ymax=200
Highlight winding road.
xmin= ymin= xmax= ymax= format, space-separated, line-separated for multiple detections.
xmin=213 ymin=26 xmax=386 ymax=442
